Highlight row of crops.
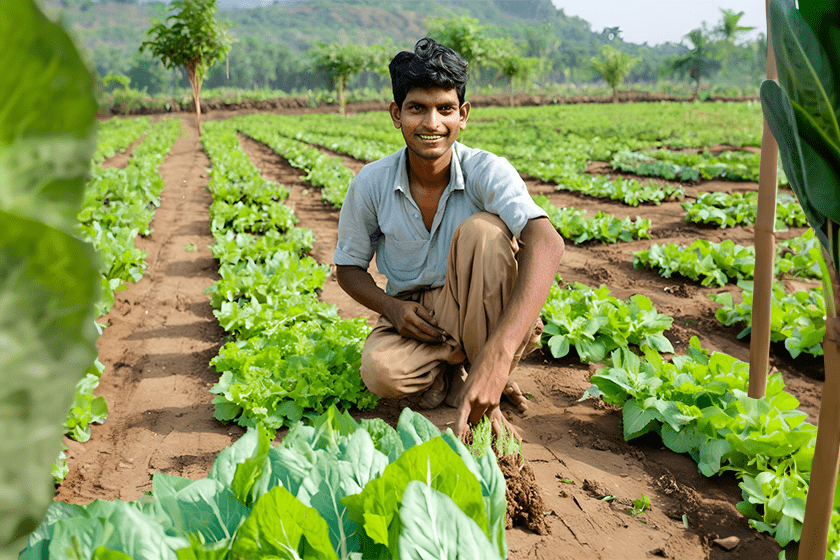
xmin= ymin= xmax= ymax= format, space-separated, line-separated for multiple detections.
xmin=205 ymin=109 xmax=836 ymax=556
xmin=11 ymin=1 xmax=836 ymax=557
xmin=35 ymin=102 xmax=835 ymax=558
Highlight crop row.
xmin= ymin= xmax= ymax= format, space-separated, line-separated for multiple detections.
xmin=55 ymin=117 xmax=181 ymax=481
xmin=201 ymin=120 xmax=376 ymax=431
xmin=22 ymin=407 xmax=509 ymax=559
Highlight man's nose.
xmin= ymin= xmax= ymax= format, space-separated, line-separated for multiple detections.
xmin=423 ymin=109 xmax=440 ymax=128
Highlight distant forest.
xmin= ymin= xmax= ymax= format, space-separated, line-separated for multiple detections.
xmin=47 ymin=0 xmax=767 ymax=98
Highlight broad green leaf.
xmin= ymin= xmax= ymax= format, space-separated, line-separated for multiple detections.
xmin=760 ymin=80 xmax=827 ymax=248
xmin=230 ymin=486 xmax=338 ymax=560
xmin=622 ymin=399 xmax=660 ymax=440
xmin=396 ymin=408 xmax=442 ymax=450
xmin=48 ymin=501 xmax=177 ymax=560
xmin=0 ymin=1 xmax=99 ymax=555
xmin=152 ymin=474 xmax=249 ymax=546
xmin=341 ymin=438 xmax=488 ymax=549
xmin=770 ymin=0 xmax=840 ymax=156
xmin=397 ymin=481 xmax=503 ymax=560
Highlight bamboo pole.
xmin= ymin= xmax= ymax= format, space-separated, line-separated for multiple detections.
xmin=798 ymin=243 xmax=840 ymax=560
xmin=748 ymin=0 xmax=779 ymax=399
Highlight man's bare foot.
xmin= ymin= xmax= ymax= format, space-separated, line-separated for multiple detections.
xmin=502 ymin=381 xmax=529 ymax=413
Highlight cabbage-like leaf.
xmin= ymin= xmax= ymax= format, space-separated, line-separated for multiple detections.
xmin=230 ymin=486 xmax=338 ymax=560
xmin=397 ymin=481 xmax=503 ymax=560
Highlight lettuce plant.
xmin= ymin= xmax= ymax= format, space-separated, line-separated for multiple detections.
xmin=20 ymin=407 xmax=508 ymax=560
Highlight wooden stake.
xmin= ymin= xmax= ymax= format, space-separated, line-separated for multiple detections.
xmin=748 ymin=0 xmax=779 ymax=398
xmin=799 ymin=252 xmax=840 ymax=560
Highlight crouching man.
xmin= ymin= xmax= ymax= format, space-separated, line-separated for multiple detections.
xmin=333 ymin=37 xmax=564 ymax=439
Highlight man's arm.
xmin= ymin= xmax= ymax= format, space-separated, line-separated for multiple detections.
xmin=335 ymin=265 xmax=447 ymax=344
xmin=455 ymin=216 xmax=564 ymax=437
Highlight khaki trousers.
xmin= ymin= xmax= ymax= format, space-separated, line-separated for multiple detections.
xmin=360 ymin=212 xmax=534 ymax=399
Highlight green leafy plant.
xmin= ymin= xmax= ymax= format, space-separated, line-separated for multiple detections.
xmin=534 ymin=195 xmax=651 ymax=244
xmin=201 ymin=121 xmax=376 ymax=431
xmin=682 ymin=191 xmax=806 ymax=229
xmin=20 ymin=407 xmax=508 ymax=560
xmin=0 ymin=0 xmax=100 ymax=554
xmin=710 ymin=280 xmax=825 ymax=359
xmin=581 ymin=339 xmax=822 ymax=549
xmin=540 ymin=282 xmax=673 ymax=363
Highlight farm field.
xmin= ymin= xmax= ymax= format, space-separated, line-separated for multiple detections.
xmin=52 ymin=101 xmax=828 ymax=559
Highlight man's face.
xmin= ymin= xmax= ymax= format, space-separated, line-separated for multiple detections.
xmin=389 ymin=87 xmax=470 ymax=164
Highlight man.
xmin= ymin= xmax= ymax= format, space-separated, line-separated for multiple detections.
xmin=333 ymin=37 xmax=564 ymax=438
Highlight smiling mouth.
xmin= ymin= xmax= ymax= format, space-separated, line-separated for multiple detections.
xmin=418 ymin=134 xmax=444 ymax=140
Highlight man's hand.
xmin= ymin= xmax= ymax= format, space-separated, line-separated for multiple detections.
xmin=455 ymin=344 xmax=513 ymax=439
xmin=382 ymin=298 xmax=447 ymax=343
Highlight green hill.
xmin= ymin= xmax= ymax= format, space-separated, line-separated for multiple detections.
xmin=45 ymin=0 xmax=758 ymax=96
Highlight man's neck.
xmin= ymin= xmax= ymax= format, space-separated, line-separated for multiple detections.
xmin=406 ymin=147 xmax=453 ymax=191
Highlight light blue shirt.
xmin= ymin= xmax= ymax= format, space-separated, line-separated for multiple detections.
xmin=333 ymin=142 xmax=548 ymax=295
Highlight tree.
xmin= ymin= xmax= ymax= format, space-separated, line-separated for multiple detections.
xmin=426 ymin=15 xmax=490 ymax=77
xmin=715 ymin=8 xmax=755 ymax=76
xmin=487 ymin=38 xmax=540 ymax=106
xmin=309 ymin=42 xmax=375 ymax=117
xmin=590 ymin=44 xmax=639 ymax=102
xmin=669 ymin=28 xmax=721 ymax=100
xmin=141 ymin=0 xmax=231 ymax=135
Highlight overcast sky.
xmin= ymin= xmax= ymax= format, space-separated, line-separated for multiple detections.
xmin=550 ymin=0 xmax=767 ymax=46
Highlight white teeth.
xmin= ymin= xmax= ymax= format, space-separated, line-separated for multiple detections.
xmin=419 ymin=135 xmax=442 ymax=140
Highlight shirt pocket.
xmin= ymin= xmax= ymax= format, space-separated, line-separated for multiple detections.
xmin=383 ymin=238 xmax=429 ymax=273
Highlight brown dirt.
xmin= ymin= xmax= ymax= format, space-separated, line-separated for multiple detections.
xmin=500 ymin=454 xmax=550 ymax=535
xmin=56 ymin=111 xmax=824 ymax=559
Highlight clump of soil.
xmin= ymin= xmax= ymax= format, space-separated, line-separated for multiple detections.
xmin=499 ymin=455 xmax=550 ymax=535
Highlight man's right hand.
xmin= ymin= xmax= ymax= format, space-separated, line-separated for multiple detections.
xmin=383 ymin=298 xmax=447 ymax=343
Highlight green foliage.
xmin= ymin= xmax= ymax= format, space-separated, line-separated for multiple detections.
xmin=141 ymin=0 xmax=232 ymax=133
xmin=21 ymin=407 xmax=508 ymax=560
xmin=591 ymin=45 xmax=640 ymax=100
xmin=141 ymin=0 xmax=231 ymax=83
xmin=534 ymin=195 xmax=651 ymax=244
xmin=201 ymin=121 xmax=376 ymax=431
xmin=581 ymin=338 xmax=827 ymax=550
xmin=761 ymin=0 xmax=840 ymax=272
xmin=668 ymin=28 xmax=722 ymax=98
xmin=426 ymin=15 xmax=489 ymax=74
xmin=0 ymin=0 xmax=100 ymax=555
xmin=710 ymin=280 xmax=825 ymax=359
xmin=611 ymin=148 xmax=786 ymax=185
xmin=232 ymin=114 xmax=355 ymax=208
xmin=634 ymin=239 xmax=755 ymax=287
xmin=682 ymin=191 xmax=807 ymax=229
xmin=309 ymin=42 xmax=380 ymax=116
xmin=540 ymin=282 xmax=673 ymax=363
xmin=634 ymin=233 xmax=825 ymax=288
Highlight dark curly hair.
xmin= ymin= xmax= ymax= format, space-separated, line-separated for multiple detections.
xmin=389 ymin=37 xmax=469 ymax=108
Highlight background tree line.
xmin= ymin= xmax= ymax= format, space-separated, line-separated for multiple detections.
xmin=49 ymin=0 xmax=767 ymax=101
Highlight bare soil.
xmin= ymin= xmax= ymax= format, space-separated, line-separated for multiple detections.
xmin=57 ymin=110 xmax=824 ymax=559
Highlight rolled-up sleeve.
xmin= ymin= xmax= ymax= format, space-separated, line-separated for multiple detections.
xmin=467 ymin=151 xmax=547 ymax=238
xmin=333 ymin=176 xmax=377 ymax=269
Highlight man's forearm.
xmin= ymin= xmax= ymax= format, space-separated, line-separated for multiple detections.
xmin=335 ymin=265 xmax=394 ymax=318
xmin=489 ymin=217 xmax=564 ymax=356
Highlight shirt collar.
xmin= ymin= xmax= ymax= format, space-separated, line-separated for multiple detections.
xmin=393 ymin=143 xmax=466 ymax=193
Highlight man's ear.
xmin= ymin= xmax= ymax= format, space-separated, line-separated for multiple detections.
xmin=459 ymin=101 xmax=471 ymax=130
xmin=389 ymin=101 xmax=401 ymax=129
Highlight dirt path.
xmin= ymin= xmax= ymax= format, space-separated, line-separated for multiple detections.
xmin=58 ymin=112 xmax=817 ymax=558
xmin=57 ymin=116 xmax=243 ymax=503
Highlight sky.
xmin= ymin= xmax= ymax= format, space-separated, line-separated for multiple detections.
xmin=550 ymin=0 xmax=767 ymax=46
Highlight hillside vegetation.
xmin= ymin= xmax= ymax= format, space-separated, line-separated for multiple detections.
xmin=47 ymin=0 xmax=764 ymax=99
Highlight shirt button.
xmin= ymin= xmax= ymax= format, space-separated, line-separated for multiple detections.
xmin=414 ymin=213 xmax=420 ymax=219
